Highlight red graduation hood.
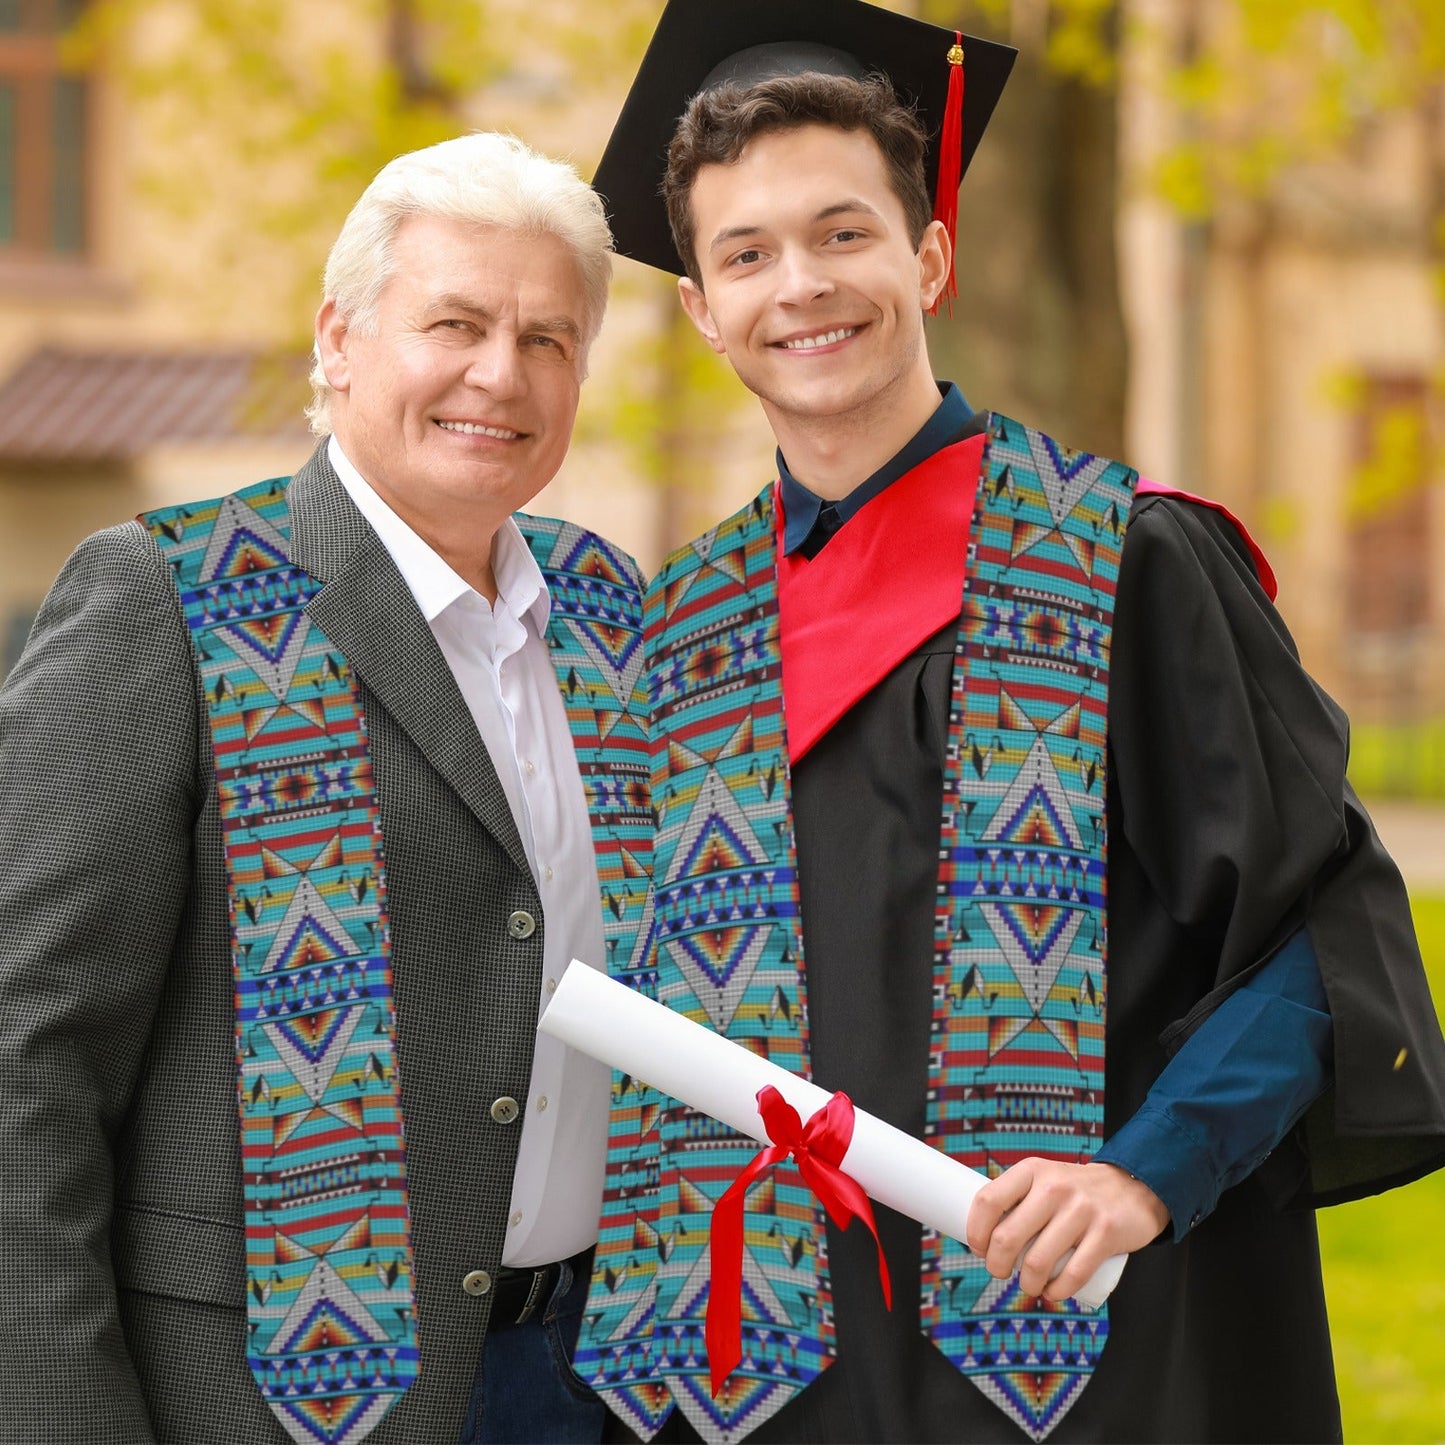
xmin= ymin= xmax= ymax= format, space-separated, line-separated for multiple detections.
xmin=777 ymin=434 xmax=984 ymax=764
xmin=773 ymin=451 xmax=1278 ymax=766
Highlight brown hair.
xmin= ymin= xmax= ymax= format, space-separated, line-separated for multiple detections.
xmin=664 ymin=72 xmax=932 ymax=285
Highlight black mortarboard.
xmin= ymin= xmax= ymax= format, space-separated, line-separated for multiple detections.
xmin=594 ymin=0 xmax=1017 ymax=281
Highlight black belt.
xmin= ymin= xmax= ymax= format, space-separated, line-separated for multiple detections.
xmin=491 ymin=1245 xmax=593 ymax=1327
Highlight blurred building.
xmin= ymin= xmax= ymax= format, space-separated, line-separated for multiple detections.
xmin=1119 ymin=0 xmax=1445 ymax=726
xmin=3 ymin=0 xmax=1442 ymax=734
xmin=0 ymin=0 xmax=315 ymax=672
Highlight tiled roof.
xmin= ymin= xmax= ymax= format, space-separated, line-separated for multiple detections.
xmin=0 ymin=347 xmax=314 ymax=462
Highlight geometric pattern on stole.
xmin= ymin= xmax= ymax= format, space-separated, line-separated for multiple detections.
xmin=573 ymin=491 xmax=828 ymax=1444
xmin=142 ymin=478 xmax=417 ymax=1445
xmin=922 ymin=414 xmax=1137 ymax=1441
xmin=515 ymin=515 xmax=659 ymax=1428
xmin=516 ymin=513 xmax=652 ymax=984
xmin=526 ymin=515 xmax=657 ymax=1433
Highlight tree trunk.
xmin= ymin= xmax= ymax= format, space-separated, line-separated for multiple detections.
xmin=928 ymin=11 xmax=1129 ymax=460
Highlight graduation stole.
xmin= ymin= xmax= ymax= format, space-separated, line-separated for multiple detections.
xmin=142 ymin=480 xmax=649 ymax=1445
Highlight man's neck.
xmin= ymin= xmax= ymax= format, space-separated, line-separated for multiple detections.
xmin=764 ymin=364 xmax=944 ymax=502
xmin=328 ymin=433 xmax=501 ymax=603
xmin=410 ymin=513 xmax=500 ymax=605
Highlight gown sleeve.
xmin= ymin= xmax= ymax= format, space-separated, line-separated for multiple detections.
xmin=1106 ymin=494 xmax=1445 ymax=1208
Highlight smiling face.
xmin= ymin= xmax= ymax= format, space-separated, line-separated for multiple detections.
xmin=317 ymin=214 xmax=588 ymax=552
xmin=677 ymin=123 xmax=949 ymax=447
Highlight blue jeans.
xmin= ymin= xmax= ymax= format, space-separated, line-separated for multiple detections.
xmin=459 ymin=1254 xmax=607 ymax=1444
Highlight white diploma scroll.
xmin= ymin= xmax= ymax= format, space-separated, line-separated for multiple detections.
xmin=540 ymin=959 xmax=1124 ymax=1310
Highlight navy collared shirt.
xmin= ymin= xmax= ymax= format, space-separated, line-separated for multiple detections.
xmin=779 ymin=383 xmax=983 ymax=558
xmin=777 ymin=379 xmax=1333 ymax=1236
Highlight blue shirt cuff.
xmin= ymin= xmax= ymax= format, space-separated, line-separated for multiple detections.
xmin=1097 ymin=928 xmax=1332 ymax=1240
xmin=1096 ymin=1104 xmax=1218 ymax=1240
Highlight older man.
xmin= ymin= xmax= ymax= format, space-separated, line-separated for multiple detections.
xmin=0 ymin=133 xmax=648 ymax=1445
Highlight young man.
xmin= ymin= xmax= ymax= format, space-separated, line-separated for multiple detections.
xmin=0 ymin=134 xmax=649 ymax=1445
xmin=572 ymin=3 xmax=1445 ymax=1442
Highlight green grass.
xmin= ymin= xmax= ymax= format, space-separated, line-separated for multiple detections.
xmin=1318 ymin=894 xmax=1445 ymax=1441
xmin=1347 ymin=721 xmax=1445 ymax=801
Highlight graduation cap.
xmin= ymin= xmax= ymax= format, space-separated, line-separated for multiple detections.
xmin=594 ymin=0 xmax=1017 ymax=302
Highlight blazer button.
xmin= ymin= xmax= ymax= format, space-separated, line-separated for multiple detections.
xmin=462 ymin=1269 xmax=493 ymax=1297
xmin=491 ymin=1096 xmax=521 ymax=1125
xmin=507 ymin=910 xmax=536 ymax=940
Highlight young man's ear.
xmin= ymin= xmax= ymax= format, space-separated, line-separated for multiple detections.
xmin=917 ymin=219 xmax=952 ymax=313
xmin=678 ymin=276 xmax=726 ymax=355
xmin=314 ymin=298 xmax=352 ymax=394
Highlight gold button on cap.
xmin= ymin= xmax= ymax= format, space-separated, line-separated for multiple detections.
xmin=462 ymin=1269 xmax=493 ymax=1297
xmin=507 ymin=910 xmax=536 ymax=939
xmin=491 ymin=1096 xmax=521 ymax=1125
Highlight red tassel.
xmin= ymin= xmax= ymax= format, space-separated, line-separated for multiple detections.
xmin=929 ymin=33 xmax=965 ymax=317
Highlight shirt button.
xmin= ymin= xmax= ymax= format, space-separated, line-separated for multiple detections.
xmin=491 ymin=1096 xmax=521 ymax=1125
xmin=543 ymin=865 xmax=554 ymax=881
xmin=510 ymin=1210 xmax=523 ymax=1229
xmin=507 ymin=910 xmax=536 ymax=940
xmin=536 ymin=1095 xmax=548 ymax=1113
xmin=545 ymin=978 xmax=557 ymax=995
xmin=462 ymin=1269 xmax=493 ymax=1297
xmin=524 ymin=759 xmax=536 ymax=776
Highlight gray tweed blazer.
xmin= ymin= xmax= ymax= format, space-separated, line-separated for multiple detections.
xmin=0 ymin=447 xmax=623 ymax=1443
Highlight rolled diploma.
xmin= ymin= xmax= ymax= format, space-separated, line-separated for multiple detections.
xmin=541 ymin=959 xmax=1124 ymax=1310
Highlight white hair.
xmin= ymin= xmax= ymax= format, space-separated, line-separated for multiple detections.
xmin=307 ymin=131 xmax=613 ymax=435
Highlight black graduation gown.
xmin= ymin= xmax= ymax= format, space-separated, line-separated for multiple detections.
xmin=653 ymin=491 xmax=1445 ymax=1444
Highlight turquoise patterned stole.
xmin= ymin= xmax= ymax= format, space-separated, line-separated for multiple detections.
xmin=517 ymin=513 xmax=653 ymax=991
xmin=923 ymin=416 xmax=1133 ymax=1437
xmin=143 ymin=478 xmax=649 ymax=1445
xmin=576 ymin=415 xmax=1136 ymax=1444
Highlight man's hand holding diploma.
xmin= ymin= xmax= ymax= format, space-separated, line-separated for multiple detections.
xmin=967 ymin=1159 xmax=1171 ymax=1302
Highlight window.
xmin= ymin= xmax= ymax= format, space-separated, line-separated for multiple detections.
xmin=1344 ymin=374 xmax=1435 ymax=639
xmin=1342 ymin=372 xmax=1440 ymax=721
xmin=0 ymin=0 xmax=89 ymax=258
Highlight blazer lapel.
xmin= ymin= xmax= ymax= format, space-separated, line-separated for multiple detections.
xmin=286 ymin=445 xmax=531 ymax=877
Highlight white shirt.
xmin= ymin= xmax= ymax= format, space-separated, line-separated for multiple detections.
xmin=329 ymin=436 xmax=609 ymax=1267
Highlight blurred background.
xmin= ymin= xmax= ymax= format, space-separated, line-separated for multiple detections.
xmin=1 ymin=0 xmax=1442 ymax=1434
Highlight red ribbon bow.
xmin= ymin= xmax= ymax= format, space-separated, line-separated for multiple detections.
xmin=706 ymin=1086 xmax=892 ymax=1396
